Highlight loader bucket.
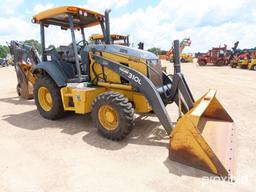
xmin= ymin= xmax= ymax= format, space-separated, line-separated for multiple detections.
xmin=169 ymin=90 xmax=236 ymax=178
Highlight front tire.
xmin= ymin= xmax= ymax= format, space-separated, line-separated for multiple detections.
xmin=34 ymin=76 xmax=65 ymax=120
xmin=251 ymin=65 xmax=256 ymax=71
xmin=91 ymin=92 xmax=135 ymax=141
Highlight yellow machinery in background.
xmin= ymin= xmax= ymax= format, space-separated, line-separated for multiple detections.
xmin=11 ymin=6 xmax=237 ymax=179
xmin=180 ymin=53 xmax=193 ymax=63
xmin=9 ymin=41 xmax=40 ymax=99
xmin=248 ymin=59 xmax=256 ymax=70
xmin=235 ymin=51 xmax=256 ymax=70
xmin=163 ymin=38 xmax=192 ymax=61
xmin=90 ymin=33 xmax=130 ymax=46
xmin=238 ymin=58 xmax=249 ymax=69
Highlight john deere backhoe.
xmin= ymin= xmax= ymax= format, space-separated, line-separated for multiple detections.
xmin=11 ymin=6 xmax=236 ymax=178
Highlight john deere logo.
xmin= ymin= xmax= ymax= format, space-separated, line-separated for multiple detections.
xmin=119 ymin=67 xmax=129 ymax=74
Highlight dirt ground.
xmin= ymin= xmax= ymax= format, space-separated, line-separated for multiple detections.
xmin=0 ymin=61 xmax=255 ymax=192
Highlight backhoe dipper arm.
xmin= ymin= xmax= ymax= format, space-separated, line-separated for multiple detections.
xmin=93 ymin=55 xmax=173 ymax=135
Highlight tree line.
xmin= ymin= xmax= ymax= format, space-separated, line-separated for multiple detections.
xmin=0 ymin=39 xmax=168 ymax=58
xmin=147 ymin=47 xmax=167 ymax=55
xmin=0 ymin=39 xmax=54 ymax=58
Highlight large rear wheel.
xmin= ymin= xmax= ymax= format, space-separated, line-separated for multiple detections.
xmin=198 ymin=60 xmax=207 ymax=66
xmin=215 ymin=60 xmax=225 ymax=66
xmin=230 ymin=63 xmax=237 ymax=68
xmin=34 ymin=76 xmax=65 ymax=120
xmin=91 ymin=92 xmax=135 ymax=141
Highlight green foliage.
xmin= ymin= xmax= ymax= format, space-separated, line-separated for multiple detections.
xmin=161 ymin=50 xmax=167 ymax=55
xmin=147 ymin=47 xmax=166 ymax=55
xmin=147 ymin=47 xmax=161 ymax=55
xmin=0 ymin=39 xmax=42 ymax=59
xmin=24 ymin=39 xmax=42 ymax=55
xmin=0 ymin=45 xmax=10 ymax=58
xmin=48 ymin=44 xmax=57 ymax=52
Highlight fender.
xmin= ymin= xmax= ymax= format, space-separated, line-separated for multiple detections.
xmin=33 ymin=61 xmax=67 ymax=87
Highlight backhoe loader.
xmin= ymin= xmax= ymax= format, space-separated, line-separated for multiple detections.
xmin=9 ymin=41 xmax=40 ymax=99
xmin=12 ymin=6 xmax=236 ymax=179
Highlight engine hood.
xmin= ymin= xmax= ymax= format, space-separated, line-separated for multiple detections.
xmin=88 ymin=44 xmax=158 ymax=60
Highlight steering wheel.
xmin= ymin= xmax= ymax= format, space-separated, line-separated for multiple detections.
xmin=76 ymin=39 xmax=88 ymax=53
xmin=76 ymin=39 xmax=88 ymax=47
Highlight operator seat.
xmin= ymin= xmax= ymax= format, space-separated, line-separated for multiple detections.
xmin=59 ymin=46 xmax=81 ymax=63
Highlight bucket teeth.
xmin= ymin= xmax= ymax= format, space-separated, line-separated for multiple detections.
xmin=169 ymin=90 xmax=236 ymax=178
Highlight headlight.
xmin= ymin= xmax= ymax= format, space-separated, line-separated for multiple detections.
xmin=147 ymin=59 xmax=159 ymax=66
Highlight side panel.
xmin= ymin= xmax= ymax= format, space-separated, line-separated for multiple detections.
xmin=33 ymin=61 xmax=67 ymax=87
xmin=61 ymin=86 xmax=106 ymax=114
xmin=89 ymin=51 xmax=147 ymax=84
xmin=61 ymin=86 xmax=151 ymax=114
xmin=102 ymin=88 xmax=152 ymax=113
xmin=133 ymin=94 xmax=152 ymax=113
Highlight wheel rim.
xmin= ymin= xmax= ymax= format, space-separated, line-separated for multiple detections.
xmin=253 ymin=65 xmax=256 ymax=71
xmin=98 ymin=105 xmax=118 ymax=131
xmin=38 ymin=87 xmax=53 ymax=112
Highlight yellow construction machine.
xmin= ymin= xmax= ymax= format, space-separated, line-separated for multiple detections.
xmin=9 ymin=41 xmax=40 ymax=99
xmin=90 ymin=33 xmax=130 ymax=46
xmin=238 ymin=58 xmax=249 ymax=69
xmin=180 ymin=53 xmax=193 ymax=63
xmin=163 ymin=38 xmax=192 ymax=62
xmin=248 ymin=59 xmax=256 ymax=70
xmin=12 ymin=6 xmax=236 ymax=178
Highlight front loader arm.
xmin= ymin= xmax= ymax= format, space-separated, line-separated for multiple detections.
xmin=93 ymin=55 xmax=173 ymax=135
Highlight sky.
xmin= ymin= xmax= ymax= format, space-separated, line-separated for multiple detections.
xmin=0 ymin=0 xmax=256 ymax=53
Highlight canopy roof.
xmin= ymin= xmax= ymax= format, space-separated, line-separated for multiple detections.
xmin=32 ymin=6 xmax=104 ymax=29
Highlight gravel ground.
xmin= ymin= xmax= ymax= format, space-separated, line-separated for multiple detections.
xmin=0 ymin=61 xmax=255 ymax=192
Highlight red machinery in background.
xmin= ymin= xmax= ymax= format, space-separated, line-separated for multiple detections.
xmin=197 ymin=45 xmax=228 ymax=66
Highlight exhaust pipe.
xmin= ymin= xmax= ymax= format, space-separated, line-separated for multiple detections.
xmin=104 ymin=9 xmax=111 ymax=44
xmin=173 ymin=40 xmax=181 ymax=74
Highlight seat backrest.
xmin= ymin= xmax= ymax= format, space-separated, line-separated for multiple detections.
xmin=44 ymin=47 xmax=76 ymax=79
xmin=59 ymin=46 xmax=76 ymax=63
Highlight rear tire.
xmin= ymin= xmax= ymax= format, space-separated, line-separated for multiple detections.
xmin=198 ymin=60 xmax=207 ymax=66
xmin=34 ymin=76 xmax=65 ymax=120
xmin=216 ymin=60 xmax=225 ymax=66
xmin=231 ymin=64 xmax=237 ymax=68
xmin=91 ymin=91 xmax=135 ymax=141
